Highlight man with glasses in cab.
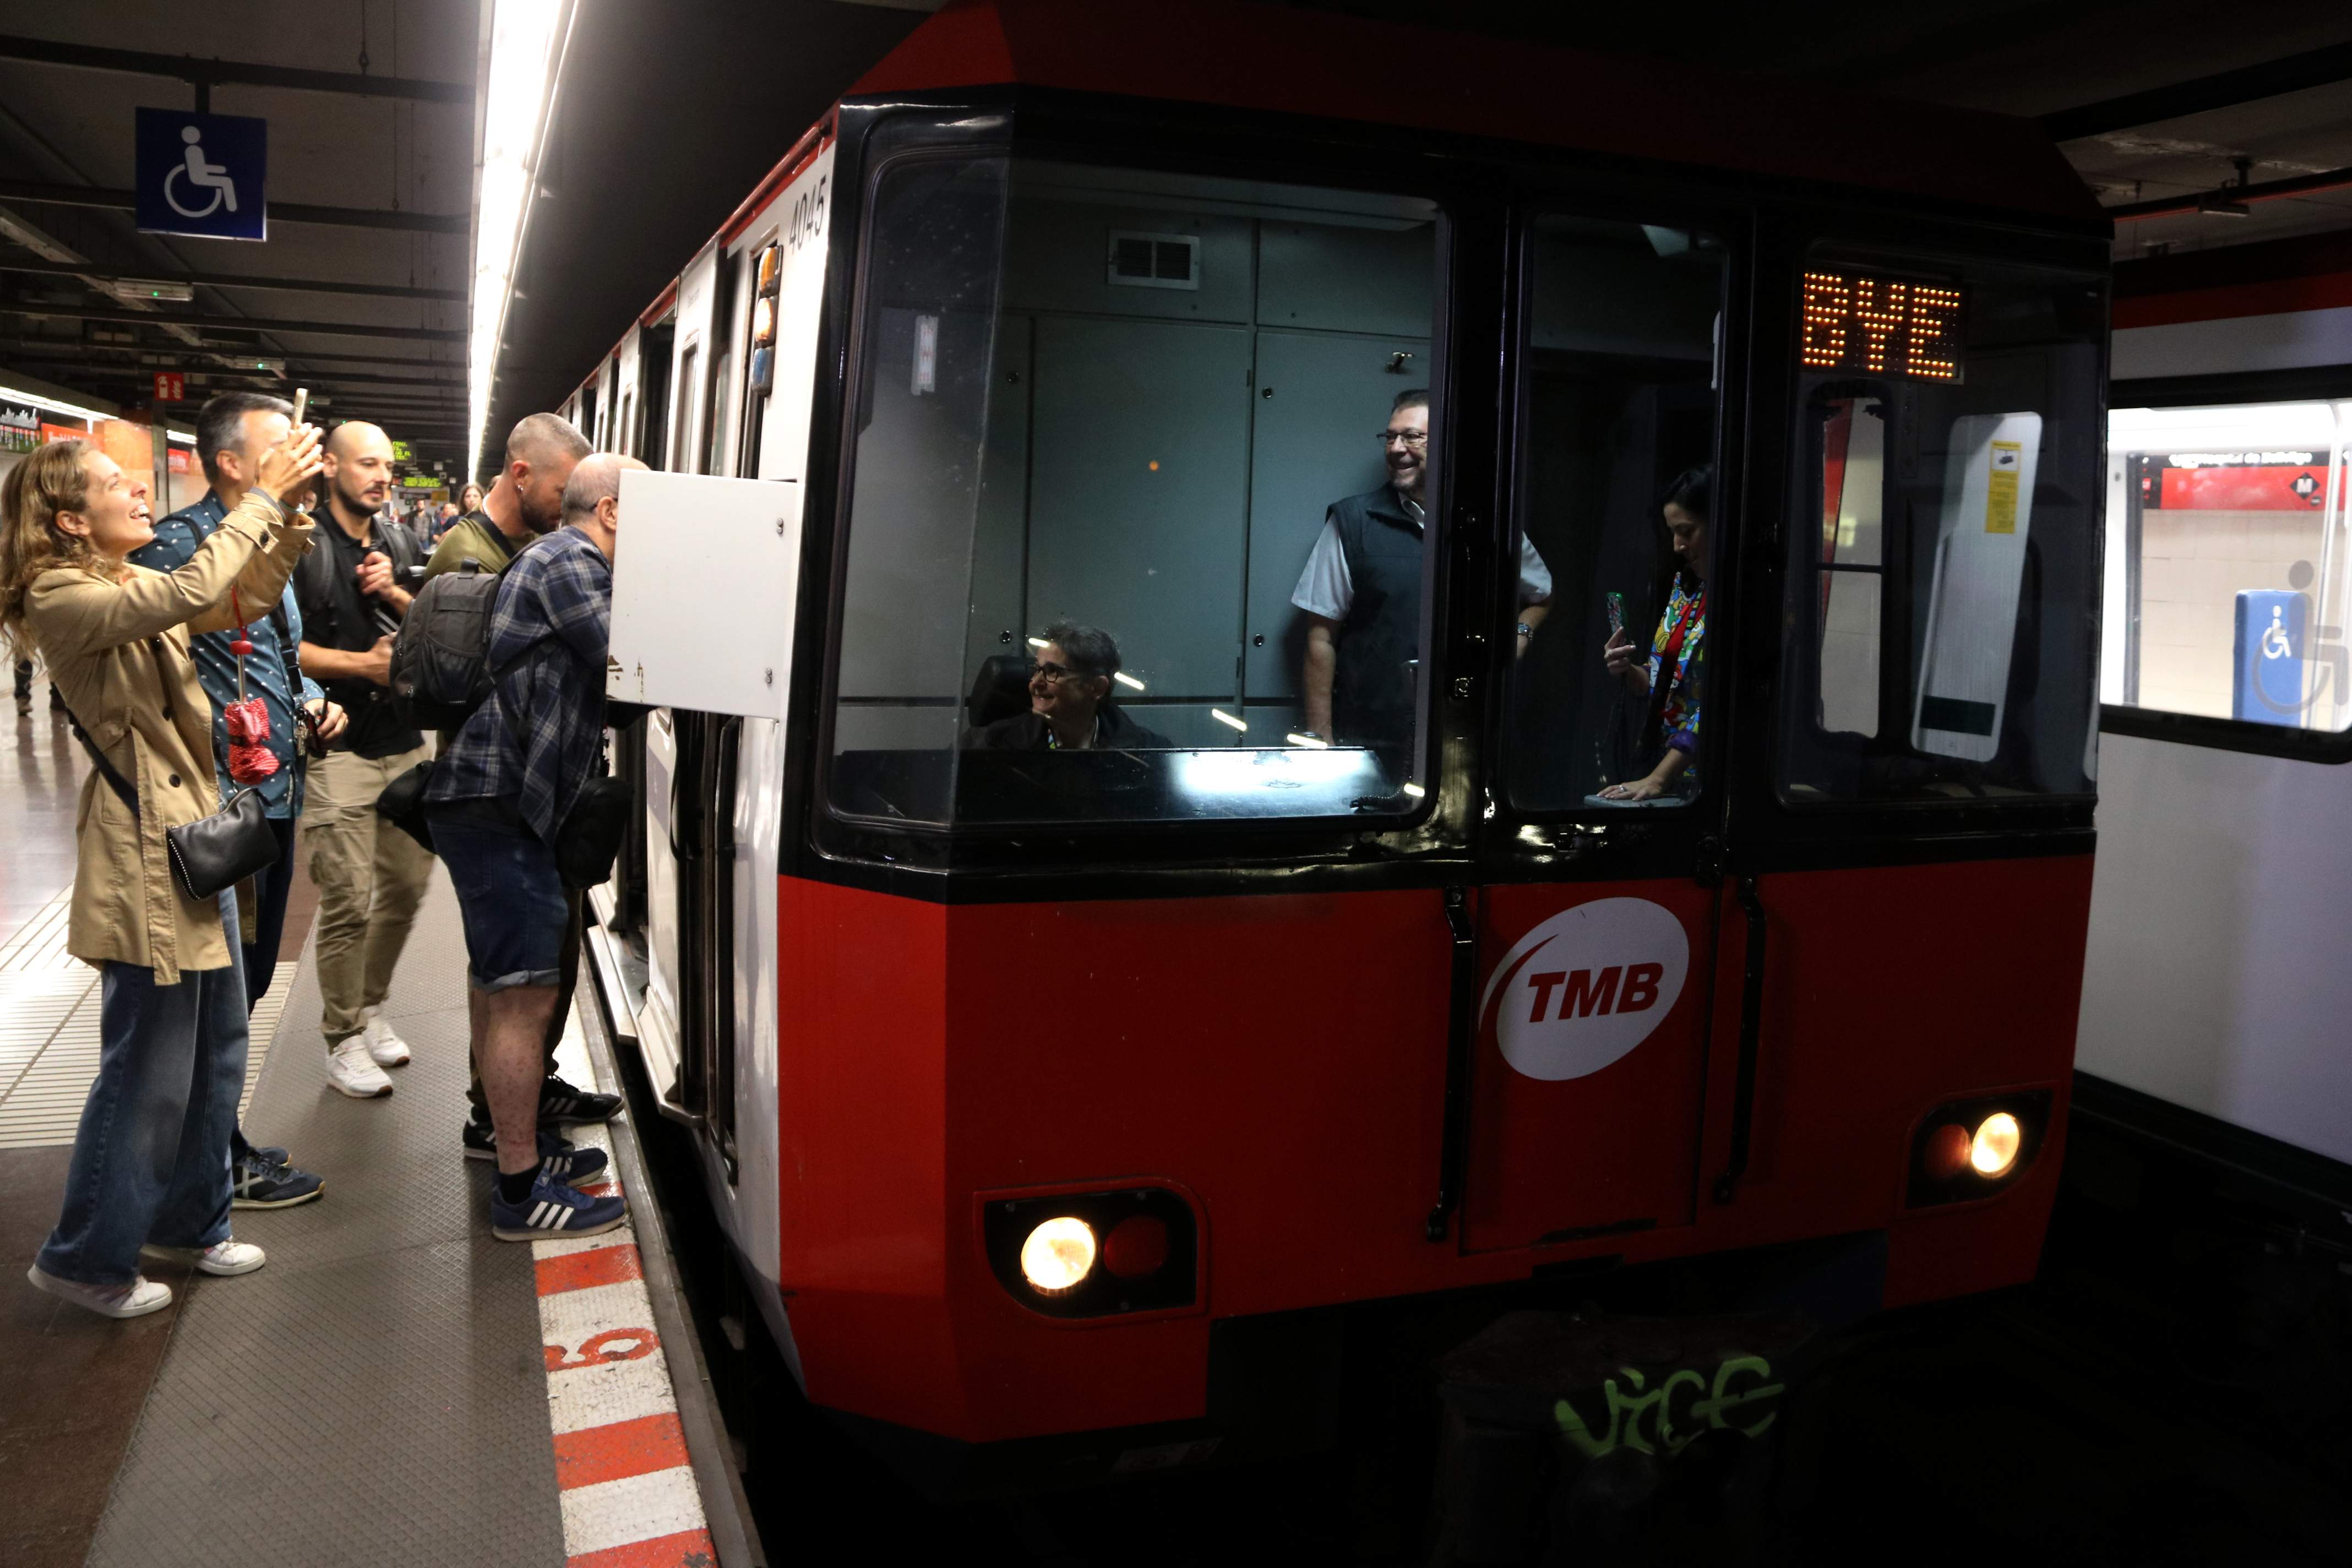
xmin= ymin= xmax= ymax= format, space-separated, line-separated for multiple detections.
xmin=1291 ymin=388 xmax=1552 ymax=768
xmin=963 ymin=623 xmax=1170 ymax=751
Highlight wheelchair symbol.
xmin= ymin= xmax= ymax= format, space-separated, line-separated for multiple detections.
xmin=2261 ymin=607 xmax=2293 ymax=661
xmin=164 ymin=125 xmax=238 ymax=219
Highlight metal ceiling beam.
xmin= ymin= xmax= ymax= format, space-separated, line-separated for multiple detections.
xmin=7 ymin=356 xmax=462 ymax=390
xmin=0 ymin=336 xmax=461 ymax=371
xmin=1 ymin=300 xmax=462 ymax=342
xmin=0 ymin=180 xmax=467 ymax=235
xmin=2043 ymin=41 xmax=2352 ymax=141
xmin=0 ymin=257 xmax=465 ymax=303
xmin=2105 ymin=165 xmax=2352 ymax=221
xmin=0 ymin=35 xmax=471 ymax=104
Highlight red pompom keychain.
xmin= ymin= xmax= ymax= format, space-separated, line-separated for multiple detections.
xmin=224 ymin=591 xmax=278 ymax=784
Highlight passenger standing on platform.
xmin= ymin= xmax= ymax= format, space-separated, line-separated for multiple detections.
xmin=423 ymin=415 xmax=619 ymax=1157
xmin=426 ymin=454 xmax=645 ymax=1240
xmin=3 ymin=428 xmax=322 ymax=1318
xmin=291 ymin=422 xmax=437 ymax=1098
xmin=427 ymin=412 xmax=587 ymax=578
xmin=131 ymin=391 xmax=351 ymax=1209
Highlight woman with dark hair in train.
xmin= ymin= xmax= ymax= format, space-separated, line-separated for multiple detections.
xmin=1 ymin=427 xmax=322 ymax=1318
xmin=1598 ymin=466 xmax=1709 ymax=801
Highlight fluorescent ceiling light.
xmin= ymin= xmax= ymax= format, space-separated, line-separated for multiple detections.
xmin=0 ymin=384 xmax=116 ymax=422
xmin=468 ymin=0 xmax=575 ymax=481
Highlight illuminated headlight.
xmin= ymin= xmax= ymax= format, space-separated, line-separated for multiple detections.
xmin=983 ymin=1186 xmax=1199 ymax=1319
xmin=1905 ymin=1092 xmax=2049 ymax=1208
xmin=1019 ymin=1217 xmax=1096 ymax=1295
xmin=1969 ymin=1113 xmax=2022 ymax=1177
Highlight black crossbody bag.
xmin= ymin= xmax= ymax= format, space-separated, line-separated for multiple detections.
xmin=64 ymin=700 xmax=280 ymax=903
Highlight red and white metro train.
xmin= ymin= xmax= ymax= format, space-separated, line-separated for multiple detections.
xmin=564 ymin=0 xmax=2114 ymax=1492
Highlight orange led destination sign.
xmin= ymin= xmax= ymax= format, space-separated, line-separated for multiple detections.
xmin=1800 ymin=269 xmax=1965 ymax=383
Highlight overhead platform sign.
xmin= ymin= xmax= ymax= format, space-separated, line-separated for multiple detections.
xmin=135 ymin=108 xmax=266 ymax=241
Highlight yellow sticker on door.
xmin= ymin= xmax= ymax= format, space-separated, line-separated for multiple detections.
xmin=1985 ymin=440 xmax=2022 ymax=534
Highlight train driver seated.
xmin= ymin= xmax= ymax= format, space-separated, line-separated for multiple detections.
xmin=962 ymin=622 xmax=1172 ymax=751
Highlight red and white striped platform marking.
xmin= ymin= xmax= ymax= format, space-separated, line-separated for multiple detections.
xmin=535 ymin=1028 xmax=716 ymax=1568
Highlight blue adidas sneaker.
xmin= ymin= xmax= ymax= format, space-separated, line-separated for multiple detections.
xmin=490 ymin=1173 xmax=625 ymax=1243
xmin=461 ymin=1118 xmax=606 ymax=1182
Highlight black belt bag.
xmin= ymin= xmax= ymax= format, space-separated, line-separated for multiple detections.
xmin=66 ymin=708 xmax=280 ymax=903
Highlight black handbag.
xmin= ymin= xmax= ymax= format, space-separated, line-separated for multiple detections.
xmin=64 ymin=706 xmax=280 ymax=903
xmin=374 ymin=759 xmax=438 ymax=853
xmin=554 ymin=774 xmax=630 ymax=890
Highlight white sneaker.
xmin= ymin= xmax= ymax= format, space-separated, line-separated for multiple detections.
xmin=142 ymin=1239 xmax=266 ymax=1276
xmin=361 ymin=1009 xmax=411 ymax=1068
xmin=326 ymin=1036 xmax=394 ymax=1098
xmin=26 ymin=1264 xmax=173 ymax=1319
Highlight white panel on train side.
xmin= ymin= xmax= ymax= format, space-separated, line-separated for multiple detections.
xmin=1913 ymin=411 xmax=2042 ymax=760
xmin=606 ymin=469 xmax=801 ymax=720
xmin=2077 ymin=732 xmax=2352 ymax=1165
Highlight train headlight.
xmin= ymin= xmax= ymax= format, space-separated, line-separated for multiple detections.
xmin=1904 ymin=1091 xmax=2050 ymax=1209
xmin=1019 ymin=1217 xmax=1097 ymax=1295
xmin=1970 ymin=1113 xmax=2022 ymax=1177
xmin=983 ymin=1186 xmax=1199 ymax=1319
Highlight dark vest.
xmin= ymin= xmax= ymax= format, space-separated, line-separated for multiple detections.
xmin=1329 ymin=485 xmax=1424 ymax=749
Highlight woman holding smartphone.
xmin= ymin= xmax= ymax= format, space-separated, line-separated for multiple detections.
xmin=1599 ymin=467 xmax=1711 ymax=802
xmin=1 ymin=423 xmax=322 ymax=1319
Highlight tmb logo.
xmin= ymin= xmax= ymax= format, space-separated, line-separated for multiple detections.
xmin=1482 ymin=898 xmax=1690 ymax=1081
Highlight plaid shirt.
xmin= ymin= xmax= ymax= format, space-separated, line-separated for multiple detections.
xmin=426 ymin=527 xmax=611 ymax=841
xmin=127 ymin=493 xmax=327 ymax=818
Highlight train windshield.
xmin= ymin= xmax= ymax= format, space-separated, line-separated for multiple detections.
xmin=826 ymin=144 xmax=1443 ymax=827
xmin=1777 ymin=256 xmax=2106 ymax=803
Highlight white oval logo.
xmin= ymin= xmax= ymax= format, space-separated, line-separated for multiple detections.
xmin=1482 ymin=898 xmax=1690 ymax=1082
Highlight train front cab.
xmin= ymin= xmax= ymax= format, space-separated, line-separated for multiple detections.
xmin=606 ymin=81 xmax=2110 ymax=1491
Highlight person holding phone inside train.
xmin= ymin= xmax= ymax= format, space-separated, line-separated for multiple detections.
xmin=1599 ymin=466 xmax=1711 ymax=801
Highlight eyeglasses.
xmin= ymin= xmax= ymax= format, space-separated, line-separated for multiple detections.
xmin=1375 ymin=428 xmax=1429 ymax=449
xmin=1030 ymin=661 xmax=1097 ymax=686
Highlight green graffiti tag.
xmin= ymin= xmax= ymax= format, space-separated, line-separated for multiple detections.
xmin=1551 ymin=1354 xmax=1783 ymax=1459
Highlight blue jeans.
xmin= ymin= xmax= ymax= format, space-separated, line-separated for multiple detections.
xmin=428 ymin=799 xmax=569 ymax=993
xmin=36 ymin=893 xmax=249 ymax=1286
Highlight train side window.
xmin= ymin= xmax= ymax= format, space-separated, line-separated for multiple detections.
xmin=825 ymin=147 xmax=1446 ymax=829
xmin=1503 ymin=216 xmax=1725 ymax=812
xmin=1777 ymin=258 xmax=2105 ymax=803
xmin=2102 ymin=400 xmax=2352 ymax=747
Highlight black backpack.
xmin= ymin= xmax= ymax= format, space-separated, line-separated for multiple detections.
xmin=389 ymin=560 xmax=502 ymax=729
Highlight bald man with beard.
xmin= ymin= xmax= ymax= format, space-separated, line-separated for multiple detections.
xmin=292 ymin=420 xmax=439 ymax=1099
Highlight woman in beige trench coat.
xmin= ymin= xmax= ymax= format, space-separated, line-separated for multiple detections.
xmin=1 ymin=428 xmax=322 ymax=1319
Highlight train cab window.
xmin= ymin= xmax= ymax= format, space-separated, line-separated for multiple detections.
xmin=1778 ymin=258 xmax=2105 ymax=803
xmin=826 ymin=147 xmax=1445 ymax=828
xmin=1504 ymin=216 xmax=1725 ymax=810
xmin=2103 ymin=400 xmax=2351 ymax=737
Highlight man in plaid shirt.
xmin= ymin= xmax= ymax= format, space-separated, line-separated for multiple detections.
xmin=427 ymin=453 xmax=646 ymax=1240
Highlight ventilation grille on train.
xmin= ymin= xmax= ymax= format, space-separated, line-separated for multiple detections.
xmin=1107 ymin=231 xmax=1200 ymax=291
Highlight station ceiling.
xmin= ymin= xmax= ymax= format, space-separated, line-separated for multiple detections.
xmin=1 ymin=0 xmax=2346 ymax=481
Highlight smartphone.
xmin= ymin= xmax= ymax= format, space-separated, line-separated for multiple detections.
xmin=292 ymin=387 xmax=309 ymax=425
xmin=1605 ymin=591 xmax=1626 ymax=635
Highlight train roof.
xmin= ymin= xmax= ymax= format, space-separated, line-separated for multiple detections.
xmin=850 ymin=0 xmax=2103 ymax=228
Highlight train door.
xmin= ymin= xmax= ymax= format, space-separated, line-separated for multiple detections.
xmin=1464 ymin=207 xmax=1735 ymax=1252
xmin=1757 ymin=236 xmax=2105 ymax=1280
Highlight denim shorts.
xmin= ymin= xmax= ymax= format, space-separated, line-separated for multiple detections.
xmin=427 ymin=799 xmax=569 ymax=992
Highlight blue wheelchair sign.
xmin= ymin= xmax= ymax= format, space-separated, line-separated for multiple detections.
xmin=135 ymin=109 xmax=266 ymax=241
xmin=2233 ymin=589 xmax=2309 ymax=727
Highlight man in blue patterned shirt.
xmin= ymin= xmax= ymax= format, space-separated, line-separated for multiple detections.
xmin=131 ymin=392 xmax=350 ymax=1210
xmin=426 ymin=454 xmax=645 ymax=1240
